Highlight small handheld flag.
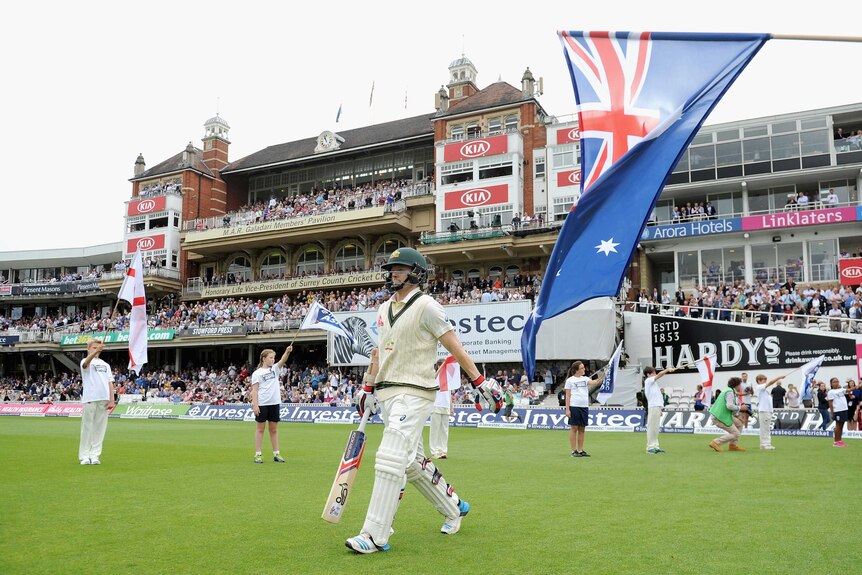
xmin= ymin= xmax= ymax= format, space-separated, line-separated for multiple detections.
xmin=695 ymin=354 xmax=719 ymax=406
xmin=597 ymin=340 xmax=623 ymax=405
xmin=300 ymin=301 xmax=355 ymax=344
xmin=117 ymin=250 xmax=147 ymax=375
xmin=436 ymin=355 xmax=460 ymax=393
xmin=799 ymin=354 xmax=825 ymax=401
xmin=335 ymin=103 xmax=343 ymax=123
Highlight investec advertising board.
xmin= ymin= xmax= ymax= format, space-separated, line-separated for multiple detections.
xmin=328 ymin=300 xmax=530 ymax=366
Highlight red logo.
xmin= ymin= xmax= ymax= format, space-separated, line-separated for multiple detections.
xmin=459 ymin=140 xmax=491 ymax=158
xmin=137 ymin=237 xmax=155 ymax=250
xmin=137 ymin=199 xmax=156 ymax=213
xmin=567 ymin=171 xmax=581 ymax=185
xmin=556 ymin=127 xmax=581 ymax=145
xmin=556 ymin=169 xmax=582 ymax=188
xmin=844 ymin=266 xmax=862 ymax=279
xmin=460 ymin=189 xmax=492 ymax=207
xmin=566 ymin=128 xmax=580 ymax=142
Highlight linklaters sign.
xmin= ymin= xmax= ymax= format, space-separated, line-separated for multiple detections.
xmin=60 ymin=330 xmax=175 ymax=346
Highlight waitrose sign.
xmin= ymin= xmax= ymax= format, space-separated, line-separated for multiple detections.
xmin=60 ymin=330 xmax=175 ymax=346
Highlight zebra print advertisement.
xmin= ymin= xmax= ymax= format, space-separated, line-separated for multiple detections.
xmin=328 ymin=301 xmax=532 ymax=366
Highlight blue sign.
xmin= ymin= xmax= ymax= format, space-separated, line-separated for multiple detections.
xmin=641 ymin=217 xmax=741 ymax=240
xmin=0 ymin=335 xmax=19 ymax=346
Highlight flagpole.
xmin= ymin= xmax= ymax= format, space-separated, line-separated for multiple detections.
xmin=770 ymin=34 xmax=862 ymax=43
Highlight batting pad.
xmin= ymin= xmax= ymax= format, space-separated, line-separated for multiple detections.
xmin=406 ymin=455 xmax=460 ymax=519
xmin=362 ymin=427 xmax=410 ymax=545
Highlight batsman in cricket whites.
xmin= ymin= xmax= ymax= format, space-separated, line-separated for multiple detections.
xmin=346 ymin=247 xmax=503 ymax=554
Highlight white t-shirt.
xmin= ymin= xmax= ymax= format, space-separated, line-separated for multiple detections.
xmin=252 ymin=365 xmax=282 ymax=406
xmin=754 ymin=382 xmax=773 ymax=412
xmin=565 ymin=376 xmax=590 ymax=408
xmin=827 ymin=388 xmax=848 ymax=412
xmin=644 ymin=376 xmax=663 ymax=408
xmin=80 ymin=357 xmax=114 ymax=403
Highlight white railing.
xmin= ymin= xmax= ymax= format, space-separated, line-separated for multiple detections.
xmin=647 ymin=199 xmax=859 ymax=227
xmin=100 ymin=268 xmax=181 ymax=281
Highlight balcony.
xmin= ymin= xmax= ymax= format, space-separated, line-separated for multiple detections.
xmin=182 ymin=270 xmax=387 ymax=300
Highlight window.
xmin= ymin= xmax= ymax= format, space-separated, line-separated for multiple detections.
xmin=553 ymin=144 xmax=577 ymax=168
xmin=171 ymin=251 xmax=178 ymax=268
xmin=296 ymin=248 xmax=325 ymax=275
xmin=672 ymin=150 xmax=689 ymax=173
xmin=467 ymin=269 xmax=481 ymax=281
xmin=706 ymin=192 xmax=742 ymax=218
xmin=149 ymin=216 xmax=168 ymax=229
xmin=715 ymin=141 xmax=742 ymax=167
xmin=743 ymin=137 xmax=770 ymax=163
xmin=534 ymin=155 xmax=545 ymax=178
xmin=689 ymin=145 xmax=715 ymax=169
xmin=504 ymin=115 xmax=518 ymax=132
xmin=652 ymin=199 xmax=673 ymax=223
xmin=228 ymin=256 xmax=252 ymax=282
xmin=743 ymin=125 xmax=768 ymax=138
xmin=335 ymin=243 xmax=364 ymax=272
xmin=676 ymin=251 xmax=699 ymax=288
xmin=451 ymin=270 xmax=464 ymax=282
xmin=450 ymin=125 xmax=464 ymax=140
xmin=260 ymin=253 xmax=286 ymax=279
xmin=716 ymin=129 xmax=740 ymax=142
xmin=808 ymin=239 xmax=838 ymax=282
xmin=489 ymin=266 xmax=503 ymax=279
xmin=466 ymin=122 xmax=480 ymax=138
xmin=488 ymin=118 xmax=502 ymax=135
xmin=771 ymin=120 xmax=797 ymax=134
xmin=505 ymin=265 xmax=520 ymax=278
xmin=375 ymin=239 xmax=405 ymax=268
xmin=479 ymin=155 xmax=513 ymax=180
xmin=173 ymin=215 xmax=180 ymax=228
xmin=752 ymin=243 xmax=804 ymax=284
xmin=800 ymin=129 xmax=829 ymax=156
xmin=771 ymin=133 xmax=800 ymax=160
xmin=691 ymin=133 xmax=713 ymax=145
xmin=441 ymin=161 xmax=473 ymax=185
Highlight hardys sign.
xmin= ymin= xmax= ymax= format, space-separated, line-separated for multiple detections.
xmin=649 ymin=315 xmax=858 ymax=372
xmin=328 ymin=300 xmax=531 ymax=366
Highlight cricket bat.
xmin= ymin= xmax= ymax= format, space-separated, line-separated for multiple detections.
xmin=321 ymin=409 xmax=371 ymax=524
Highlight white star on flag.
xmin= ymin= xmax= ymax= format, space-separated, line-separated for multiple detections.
xmin=594 ymin=238 xmax=620 ymax=256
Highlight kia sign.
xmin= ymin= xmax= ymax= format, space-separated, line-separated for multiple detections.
xmin=444 ymin=184 xmax=508 ymax=210
xmin=127 ymin=195 xmax=166 ymax=216
xmin=126 ymin=234 xmax=165 ymax=254
xmin=556 ymin=169 xmax=582 ymax=188
xmin=555 ymin=127 xmax=581 ymax=145
xmin=443 ymin=134 xmax=508 ymax=162
xmin=840 ymin=258 xmax=862 ymax=286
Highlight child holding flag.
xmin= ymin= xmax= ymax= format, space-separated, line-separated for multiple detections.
xmin=753 ymin=374 xmax=785 ymax=450
xmin=643 ymin=366 xmax=675 ymax=454
xmin=827 ymin=377 xmax=849 ymax=447
xmin=708 ymin=377 xmax=751 ymax=452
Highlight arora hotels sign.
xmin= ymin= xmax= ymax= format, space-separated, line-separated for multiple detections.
xmin=643 ymin=206 xmax=862 ymax=240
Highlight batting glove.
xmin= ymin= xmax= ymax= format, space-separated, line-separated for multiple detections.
xmin=471 ymin=375 xmax=503 ymax=414
xmin=355 ymin=385 xmax=379 ymax=417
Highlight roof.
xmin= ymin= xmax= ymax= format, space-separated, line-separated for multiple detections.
xmin=132 ymin=147 xmax=215 ymax=181
xmin=439 ymin=81 xmax=531 ymax=118
xmin=222 ymin=113 xmax=435 ymax=174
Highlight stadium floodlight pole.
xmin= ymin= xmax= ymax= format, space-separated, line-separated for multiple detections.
xmin=770 ymin=34 xmax=862 ymax=43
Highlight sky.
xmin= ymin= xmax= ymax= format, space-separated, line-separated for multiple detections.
xmin=2 ymin=1 xmax=862 ymax=252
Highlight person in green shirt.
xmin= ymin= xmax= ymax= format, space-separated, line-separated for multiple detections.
xmin=708 ymin=377 xmax=751 ymax=452
xmin=503 ymin=387 xmax=520 ymax=422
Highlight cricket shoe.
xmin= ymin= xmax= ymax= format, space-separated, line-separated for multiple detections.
xmin=709 ymin=440 xmax=723 ymax=452
xmin=760 ymin=445 xmax=776 ymax=450
xmin=254 ymin=454 xmax=263 ymax=464
xmin=273 ymin=454 xmax=285 ymax=463
xmin=441 ymin=498 xmax=470 ymax=535
xmin=80 ymin=458 xmax=91 ymax=465
xmin=90 ymin=458 xmax=101 ymax=465
xmin=345 ymin=532 xmax=389 ymax=554
xmin=833 ymin=441 xmax=847 ymax=448
xmin=728 ymin=445 xmax=746 ymax=452
xmin=646 ymin=448 xmax=660 ymax=454
xmin=578 ymin=451 xmax=591 ymax=457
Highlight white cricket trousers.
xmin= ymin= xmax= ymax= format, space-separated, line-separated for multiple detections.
xmin=758 ymin=411 xmax=773 ymax=447
xmin=362 ymin=393 xmax=460 ymax=545
xmin=429 ymin=408 xmax=450 ymax=457
xmin=79 ymin=400 xmax=109 ymax=461
xmin=646 ymin=406 xmax=662 ymax=450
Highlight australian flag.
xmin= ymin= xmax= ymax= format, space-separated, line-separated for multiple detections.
xmin=521 ymin=31 xmax=768 ymax=378
xmin=300 ymin=301 xmax=355 ymax=344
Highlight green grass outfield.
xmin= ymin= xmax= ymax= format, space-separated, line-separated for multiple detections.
xmin=1 ymin=418 xmax=858 ymax=575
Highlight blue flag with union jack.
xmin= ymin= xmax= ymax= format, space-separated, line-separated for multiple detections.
xmin=521 ymin=31 xmax=768 ymax=378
